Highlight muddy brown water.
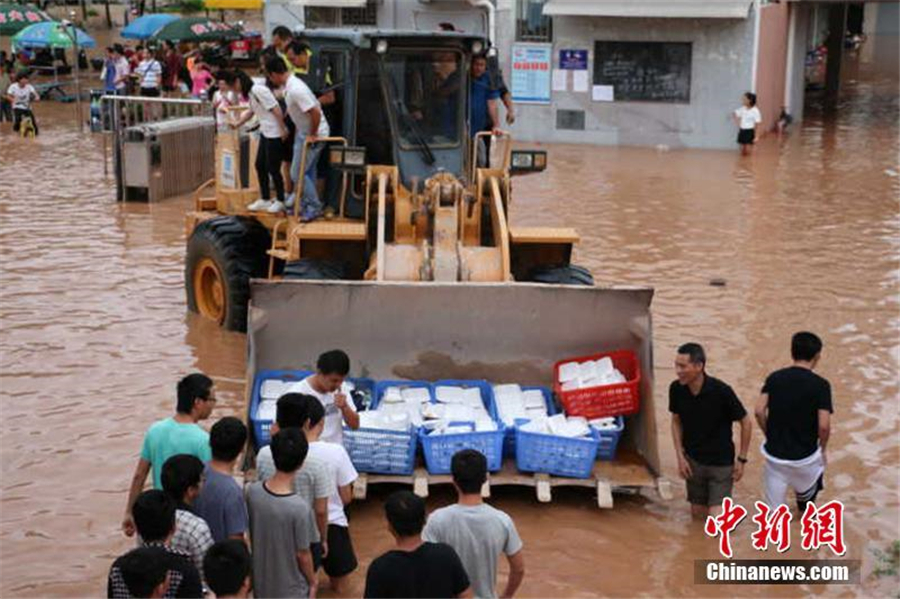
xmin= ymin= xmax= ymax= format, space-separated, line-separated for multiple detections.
xmin=1 ymin=60 xmax=898 ymax=597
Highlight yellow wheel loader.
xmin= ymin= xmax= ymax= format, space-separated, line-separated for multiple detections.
xmin=185 ymin=30 xmax=593 ymax=332
xmin=184 ymin=30 xmax=664 ymax=502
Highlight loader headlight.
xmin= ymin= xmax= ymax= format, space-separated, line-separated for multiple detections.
xmin=510 ymin=150 xmax=548 ymax=175
xmin=329 ymin=146 xmax=367 ymax=172
xmin=472 ymin=40 xmax=484 ymax=55
xmin=375 ymin=39 xmax=388 ymax=54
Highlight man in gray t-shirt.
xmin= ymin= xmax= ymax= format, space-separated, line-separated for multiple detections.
xmin=257 ymin=443 xmax=332 ymax=535
xmin=423 ymin=450 xmax=525 ymax=599
xmin=255 ymin=394 xmax=335 ymax=548
xmin=247 ymin=429 xmax=319 ymax=598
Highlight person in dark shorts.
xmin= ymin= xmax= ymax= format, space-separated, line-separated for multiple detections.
xmin=733 ymin=92 xmax=762 ymax=155
xmin=755 ymin=332 xmax=832 ymax=510
xmin=669 ymin=343 xmax=752 ymax=518
xmin=203 ymin=539 xmax=253 ymax=598
xmin=305 ymin=398 xmax=358 ymax=595
xmin=365 ymin=490 xmax=471 ymax=598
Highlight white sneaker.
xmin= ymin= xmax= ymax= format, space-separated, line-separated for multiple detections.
xmin=267 ymin=200 xmax=287 ymax=214
xmin=247 ymin=199 xmax=272 ymax=211
xmin=284 ymin=193 xmax=295 ymax=209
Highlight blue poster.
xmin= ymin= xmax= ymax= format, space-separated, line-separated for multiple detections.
xmin=510 ymin=43 xmax=552 ymax=104
xmin=559 ymin=49 xmax=588 ymax=70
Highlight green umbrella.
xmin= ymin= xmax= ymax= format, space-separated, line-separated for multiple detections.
xmin=0 ymin=3 xmax=52 ymax=36
xmin=152 ymin=16 xmax=241 ymax=42
xmin=12 ymin=21 xmax=96 ymax=49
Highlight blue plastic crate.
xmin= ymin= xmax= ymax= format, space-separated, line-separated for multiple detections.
xmin=433 ymin=379 xmax=499 ymax=420
xmin=419 ymin=423 xmax=505 ymax=474
xmin=249 ymin=369 xmax=313 ymax=450
xmin=594 ymin=416 xmax=625 ymax=461
xmin=499 ymin=386 xmax=557 ymax=458
xmin=515 ymin=426 xmax=600 ymax=478
xmin=372 ymin=380 xmax=434 ymax=410
xmin=342 ymin=424 xmax=418 ymax=475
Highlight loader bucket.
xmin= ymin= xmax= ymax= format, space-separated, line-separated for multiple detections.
xmin=247 ymin=280 xmax=660 ymax=476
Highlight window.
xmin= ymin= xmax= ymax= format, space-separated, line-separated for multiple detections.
xmin=342 ymin=1 xmax=378 ymax=26
xmin=304 ymin=7 xmax=339 ymax=28
xmin=305 ymin=1 xmax=377 ymax=28
xmin=383 ymin=50 xmax=464 ymax=149
xmin=516 ymin=0 xmax=552 ymax=42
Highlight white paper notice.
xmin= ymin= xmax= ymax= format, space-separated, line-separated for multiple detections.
xmin=573 ymin=70 xmax=589 ymax=93
xmin=552 ymin=69 xmax=568 ymax=92
xmin=592 ymin=85 xmax=614 ymax=102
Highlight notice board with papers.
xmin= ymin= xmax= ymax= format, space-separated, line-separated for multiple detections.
xmin=510 ymin=43 xmax=552 ymax=104
xmin=593 ymin=41 xmax=692 ymax=103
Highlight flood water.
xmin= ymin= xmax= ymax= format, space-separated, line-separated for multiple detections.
xmin=1 ymin=61 xmax=898 ymax=597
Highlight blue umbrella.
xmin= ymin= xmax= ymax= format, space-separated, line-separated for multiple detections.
xmin=12 ymin=21 xmax=96 ymax=48
xmin=121 ymin=13 xmax=178 ymax=40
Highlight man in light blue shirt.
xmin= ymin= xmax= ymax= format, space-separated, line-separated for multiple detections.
xmin=121 ymin=373 xmax=217 ymax=537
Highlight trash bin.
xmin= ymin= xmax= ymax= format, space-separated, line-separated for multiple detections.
xmin=121 ymin=116 xmax=216 ymax=202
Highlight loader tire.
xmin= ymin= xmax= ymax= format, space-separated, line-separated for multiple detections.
xmin=186 ymin=216 xmax=270 ymax=332
xmin=283 ymin=258 xmax=347 ymax=280
xmin=528 ymin=264 xmax=595 ymax=286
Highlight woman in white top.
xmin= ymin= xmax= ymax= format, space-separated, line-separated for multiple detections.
xmin=232 ymin=60 xmax=290 ymax=213
xmin=211 ymin=70 xmax=250 ymax=131
xmin=733 ymin=92 xmax=762 ymax=156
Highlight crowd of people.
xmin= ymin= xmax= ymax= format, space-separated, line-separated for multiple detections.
xmin=110 ymin=329 xmax=834 ymax=597
xmin=205 ymin=25 xmax=516 ymax=221
xmin=99 ymin=41 xmax=220 ymax=99
xmin=113 ymin=349 xmax=524 ymax=598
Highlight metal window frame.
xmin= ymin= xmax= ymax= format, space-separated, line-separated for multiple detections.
xmin=516 ymin=0 xmax=553 ymax=43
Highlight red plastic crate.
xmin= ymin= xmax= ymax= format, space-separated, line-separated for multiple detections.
xmin=553 ymin=350 xmax=641 ymax=418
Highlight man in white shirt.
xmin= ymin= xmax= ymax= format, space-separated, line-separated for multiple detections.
xmin=284 ymin=70 xmax=329 ymax=221
xmin=305 ymin=397 xmax=359 ymax=596
xmin=135 ymin=47 xmax=162 ymax=97
xmin=292 ymin=350 xmax=360 ymax=445
xmin=7 ymin=71 xmax=39 ymax=135
xmin=112 ymin=44 xmax=131 ymax=94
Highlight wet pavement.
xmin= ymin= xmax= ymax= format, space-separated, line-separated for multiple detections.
xmin=0 ymin=60 xmax=898 ymax=597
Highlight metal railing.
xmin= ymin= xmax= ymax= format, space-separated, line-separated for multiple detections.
xmin=101 ymin=95 xmax=213 ymax=201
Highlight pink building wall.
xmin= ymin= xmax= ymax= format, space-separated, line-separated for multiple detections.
xmin=755 ymin=2 xmax=791 ymax=132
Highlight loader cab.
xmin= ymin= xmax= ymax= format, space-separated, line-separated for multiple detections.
xmin=303 ymin=31 xmax=482 ymax=197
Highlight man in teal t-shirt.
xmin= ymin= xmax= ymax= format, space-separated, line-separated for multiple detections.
xmin=122 ymin=373 xmax=217 ymax=537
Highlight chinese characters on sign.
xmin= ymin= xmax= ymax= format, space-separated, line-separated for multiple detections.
xmin=510 ymin=43 xmax=552 ymax=104
xmin=559 ymin=49 xmax=588 ymax=70
xmin=704 ymin=498 xmax=748 ymax=559
xmin=705 ymin=499 xmax=847 ymax=559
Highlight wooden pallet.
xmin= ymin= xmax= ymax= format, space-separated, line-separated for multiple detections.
xmin=352 ymin=448 xmax=672 ymax=509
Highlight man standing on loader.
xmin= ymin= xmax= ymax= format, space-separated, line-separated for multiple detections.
xmin=285 ymin=59 xmax=330 ymax=222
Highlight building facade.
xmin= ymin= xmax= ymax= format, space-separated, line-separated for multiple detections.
xmin=263 ymin=0 xmax=897 ymax=149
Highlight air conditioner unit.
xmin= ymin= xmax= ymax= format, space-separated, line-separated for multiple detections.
xmin=122 ymin=116 xmax=216 ymax=202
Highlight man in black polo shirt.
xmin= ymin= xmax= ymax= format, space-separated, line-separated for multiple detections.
xmin=755 ymin=331 xmax=832 ymax=510
xmin=669 ymin=343 xmax=752 ymax=518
